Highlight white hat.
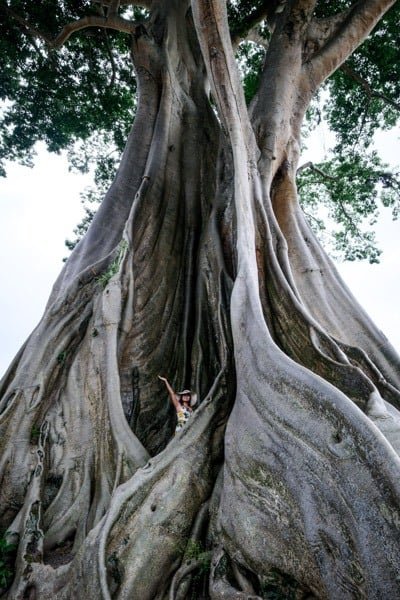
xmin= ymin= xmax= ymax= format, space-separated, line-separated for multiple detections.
xmin=177 ymin=390 xmax=198 ymax=407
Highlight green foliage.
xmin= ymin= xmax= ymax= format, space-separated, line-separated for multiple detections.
xmin=299 ymin=2 xmax=400 ymax=262
xmin=227 ymin=0 xmax=266 ymax=40
xmin=236 ymin=41 xmax=266 ymax=105
xmin=324 ymin=4 xmax=400 ymax=154
xmin=183 ymin=540 xmax=211 ymax=574
xmin=0 ymin=0 xmax=136 ymax=174
xmin=95 ymin=240 xmax=128 ymax=288
xmin=0 ymin=534 xmax=16 ymax=590
xmin=298 ymin=151 xmax=400 ymax=263
xmin=30 ymin=424 xmax=41 ymax=443
xmin=57 ymin=350 xmax=68 ymax=364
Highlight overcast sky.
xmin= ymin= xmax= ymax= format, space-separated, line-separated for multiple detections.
xmin=0 ymin=128 xmax=399 ymax=377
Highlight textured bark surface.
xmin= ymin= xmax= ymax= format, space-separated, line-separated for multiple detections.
xmin=1 ymin=1 xmax=400 ymax=598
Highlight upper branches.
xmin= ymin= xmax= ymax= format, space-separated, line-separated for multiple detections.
xmin=94 ymin=0 xmax=152 ymax=8
xmin=229 ymin=0 xmax=318 ymax=47
xmin=305 ymin=0 xmax=398 ymax=91
xmin=340 ymin=63 xmax=400 ymax=112
xmin=229 ymin=2 xmax=270 ymax=47
xmin=51 ymin=14 xmax=136 ymax=48
xmin=2 ymin=4 xmax=138 ymax=49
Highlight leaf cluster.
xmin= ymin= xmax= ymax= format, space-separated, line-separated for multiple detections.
xmin=298 ymin=151 xmax=400 ymax=263
xmin=0 ymin=0 xmax=136 ymax=174
xmin=298 ymin=2 xmax=400 ymax=262
xmin=236 ymin=40 xmax=266 ymax=105
xmin=325 ymin=5 xmax=400 ymax=152
xmin=227 ymin=0 xmax=267 ymax=39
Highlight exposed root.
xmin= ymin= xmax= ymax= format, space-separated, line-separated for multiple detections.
xmin=209 ymin=547 xmax=262 ymax=600
xmin=169 ymin=558 xmax=204 ymax=600
xmin=168 ymin=500 xmax=211 ymax=599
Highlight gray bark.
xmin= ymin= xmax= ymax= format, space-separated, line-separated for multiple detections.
xmin=1 ymin=1 xmax=400 ymax=598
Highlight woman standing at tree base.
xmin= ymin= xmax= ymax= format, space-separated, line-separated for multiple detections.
xmin=158 ymin=376 xmax=197 ymax=433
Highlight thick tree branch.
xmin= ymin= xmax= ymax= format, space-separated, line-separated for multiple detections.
xmin=305 ymin=0 xmax=397 ymax=91
xmin=108 ymin=0 xmax=121 ymax=17
xmin=231 ymin=4 xmax=270 ymax=47
xmin=242 ymin=27 xmax=269 ymax=48
xmin=340 ymin=63 xmax=400 ymax=112
xmin=3 ymin=6 xmax=137 ymax=49
xmin=234 ymin=0 xmax=318 ymax=47
xmin=303 ymin=9 xmax=353 ymax=61
xmin=52 ymin=15 xmax=135 ymax=47
xmin=297 ymin=161 xmax=337 ymax=180
xmin=94 ymin=0 xmax=151 ymax=6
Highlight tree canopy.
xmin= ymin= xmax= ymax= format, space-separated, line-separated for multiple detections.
xmin=1 ymin=0 xmax=399 ymax=261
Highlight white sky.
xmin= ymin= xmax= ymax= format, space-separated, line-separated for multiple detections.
xmin=0 ymin=147 xmax=90 ymax=375
xmin=0 ymin=130 xmax=399 ymax=376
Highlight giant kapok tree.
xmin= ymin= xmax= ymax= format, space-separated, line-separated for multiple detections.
xmin=1 ymin=0 xmax=400 ymax=598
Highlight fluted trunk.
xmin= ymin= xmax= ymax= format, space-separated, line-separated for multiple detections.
xmin=1 ymin=1 xmax=399 ymax=598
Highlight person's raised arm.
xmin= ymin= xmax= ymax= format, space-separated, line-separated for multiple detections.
xmin=158 ymin=376 xmax=180 ymax=411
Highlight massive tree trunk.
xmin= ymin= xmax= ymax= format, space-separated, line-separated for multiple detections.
xmin=1 ymin=1 xmax=400 ymax=598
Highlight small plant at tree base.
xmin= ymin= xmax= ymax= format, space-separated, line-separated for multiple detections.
xmin=57 ymin=350 xmax=68 ymax=365
xmin=185 ymin=540 xmax=211 ymax=573
xmin=176 ymin=539 xmax=212 ymax=599
xmin=0 ymin=534 xmax=16 ymax=591
xmin=30 ymin=425 xmax=41 ymax=443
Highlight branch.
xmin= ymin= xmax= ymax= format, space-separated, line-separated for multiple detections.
xmin=108 ymin=0 xmax=121 ymax=17
xmin=52 ymin=15 xmax=135 ymax=48
xmin=93 ymin=0 xmax=152 ymax=7
xmin=340 ymin=63 xmax=400 ymax=112
xmin=335 ymin=196 xmax=364 ymax=236
xmin=302 ymin=208 xmax=326 ymax=230
xmin=298 ymin=163 xmax=374 ymax=238
xmin=242 ymin=27 xmax=269 ymax=49
xmin=297 ymin=161 xmax=337 ymax=181
xmin=2 ymin=5 xmax=53 ymax=45
xmin=3 ymin=5 xmax=137 ymax=50
xmin=303 ymin=9 xmax=353 ymax=62
xmin=305 ymin=0 xmax=397 ymax=91
xmin=231 ymin=4 xmax=271 ymax=47
xmin=103 ymin=30 xmax=117 ymax=87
